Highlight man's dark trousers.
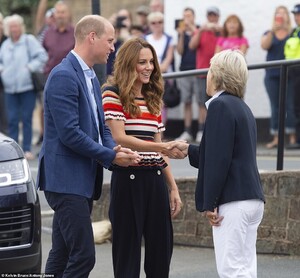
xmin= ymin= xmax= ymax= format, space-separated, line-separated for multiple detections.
xmin=44 ymin=191 xmax=95 ymax=278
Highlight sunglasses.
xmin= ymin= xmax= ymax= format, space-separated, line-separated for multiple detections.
xmin=150 ymin=21 xmax=163 ymax=25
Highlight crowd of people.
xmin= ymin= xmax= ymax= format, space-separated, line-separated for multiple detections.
xmin=0 ymin=0 xmax=75 ymax=158
xmin=104 ymin=2 xmax=300 ymax=149
xmin=0 ymin=0 xmax=299 ymax=277
xmin=1 ymin=1 xmax=299 ymax=153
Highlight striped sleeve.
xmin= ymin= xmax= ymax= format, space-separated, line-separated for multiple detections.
xmin=102 ymin=90 xmax=126 ymax=122
xmin=157 ymin=114 xmax=165 ymax=133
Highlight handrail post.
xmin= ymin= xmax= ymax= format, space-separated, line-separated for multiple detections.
xmin=92 ymin=0 xmax=101 ymax=14
xmin=91 ymin=0 xmax=107 ymax=85
xmin=276 ymin=64 xmax=288 ymax=170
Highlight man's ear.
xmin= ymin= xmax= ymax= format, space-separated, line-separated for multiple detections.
xmin=89 ymin=31 xmax=96 ymax=44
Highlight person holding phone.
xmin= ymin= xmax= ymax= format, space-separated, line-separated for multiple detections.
xmin=261 ymin=5 xmax=296 ymax=149
xmin=189 ymin=6 xmax=222 ymax=142
xmin=175 ymin=7 xmax=204 ymax=143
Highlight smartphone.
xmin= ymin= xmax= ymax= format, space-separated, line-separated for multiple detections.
xmin=175 ymin=19 xmax=184 ymax=29
xmin=206 ymin=22 xmax=216 ymax=29
xmin=116 ymin=16 xmax=127 ymax=28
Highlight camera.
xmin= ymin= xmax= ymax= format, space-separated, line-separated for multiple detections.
xmin=175 ymin=19 xmax=185 ymax=29
xmin=116 ymin=16 xmax=127 ymax=29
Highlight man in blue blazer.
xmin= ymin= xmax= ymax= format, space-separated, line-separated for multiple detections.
xmin=167 ymin=50 xmax=265 ymax=278
xmin=36 ymin=15 xmax=140 ymax=278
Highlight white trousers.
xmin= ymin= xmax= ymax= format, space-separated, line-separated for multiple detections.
xmin=212 ymin=200 xmax=264 ymax=278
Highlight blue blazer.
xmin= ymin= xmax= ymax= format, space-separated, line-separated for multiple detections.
xmin=188 ymin=92 xmax=265 ymax=212
xmin=36 ymin=52 xmax=116 ymax=200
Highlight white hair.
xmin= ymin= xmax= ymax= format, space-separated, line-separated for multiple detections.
xmin=147 ymin=12 xmax=164 ymax=23
xmin=3 ymin=14 xmax=26 ymax=36
xmin=209 ymin=49 xmax=248 ymax=98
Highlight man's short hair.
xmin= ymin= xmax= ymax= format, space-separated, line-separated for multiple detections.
xmin=74 ymin=15 xmax=106 ymax=42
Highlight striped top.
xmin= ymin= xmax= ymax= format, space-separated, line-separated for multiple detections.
xmin=102 ymin=87 xmax=167 ymax=170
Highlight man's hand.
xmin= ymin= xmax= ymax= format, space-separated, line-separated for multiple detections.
xmin=204 ymin=208 xmax=224 ymax=227
xmin=162 ymin=140 xmax=189 ymax=159
xmin=112 ymin=145 xmax=141 ymax=167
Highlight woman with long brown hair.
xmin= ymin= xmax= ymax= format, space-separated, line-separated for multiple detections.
xmin=102 ymin=37 xmax=182 ymax=278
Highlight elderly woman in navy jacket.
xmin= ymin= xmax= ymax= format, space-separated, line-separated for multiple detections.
xmin=0 ymin=14 xmax=48 ymax=159
xmin=167 ymin=49 xmax=265 ymax=278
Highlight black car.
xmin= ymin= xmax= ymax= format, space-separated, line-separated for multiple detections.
xmin=0 ymin=133 xmax=41 ymax=273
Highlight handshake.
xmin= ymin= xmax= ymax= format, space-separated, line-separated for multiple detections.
xmin=112 ymin=141 xmax=190 ymax=167
xmin=161 ymin=140 xmax=189 ymax=159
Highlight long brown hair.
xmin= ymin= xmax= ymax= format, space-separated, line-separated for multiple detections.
xmin=103 ymin=37 xmax=164 ymax=117
xmin=222 ymin=14 xmax=244 ymax=38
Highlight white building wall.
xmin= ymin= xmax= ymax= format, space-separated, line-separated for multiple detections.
xmin=164 ymin=0 xmax=298 ymax=119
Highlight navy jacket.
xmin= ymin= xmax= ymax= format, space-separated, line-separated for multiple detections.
xmin=188 ymin=92 xmax=265 ymax=212
xmin=36 ymin=52 xmax=116 ymax=200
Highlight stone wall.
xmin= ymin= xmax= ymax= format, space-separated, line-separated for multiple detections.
xmin=92 ymin=171 xmax=300 ymax=256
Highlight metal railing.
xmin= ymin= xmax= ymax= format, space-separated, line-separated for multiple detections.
xmin=162 ymin=59 xmax=300 ymax=170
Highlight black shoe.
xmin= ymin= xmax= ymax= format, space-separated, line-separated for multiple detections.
xmin=35 ymin=135 xmax=43 ymax=146
xmin=286 ymin=143 xmax=300 ymax=150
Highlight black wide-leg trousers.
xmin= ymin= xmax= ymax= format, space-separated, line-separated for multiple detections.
xmin=109 ymin=169 xmax=173 ymax=278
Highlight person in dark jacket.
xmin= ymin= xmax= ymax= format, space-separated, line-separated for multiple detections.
xmin=36 ymin=15 xmax=140 ymax=277
xmin=166 ymin=49 xmax=265 ymax=278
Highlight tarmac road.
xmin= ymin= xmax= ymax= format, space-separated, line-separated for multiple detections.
xmin=38 ymin=143 xmax=300 ymax=277
xmin=40 ymin=223 xmax=300 ymax=278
